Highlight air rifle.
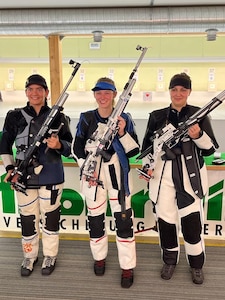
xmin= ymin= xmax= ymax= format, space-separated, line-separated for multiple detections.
xmin=80 ymin=45 xmax=148 ymax=186
xmin=9 ymin=60 xmax=81 ymax=195
xmin=136 ymin=90 xmax=225 ymax=174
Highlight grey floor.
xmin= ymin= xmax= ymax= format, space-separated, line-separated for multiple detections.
xmin=0 ymin=236 xmax=224 ymax=300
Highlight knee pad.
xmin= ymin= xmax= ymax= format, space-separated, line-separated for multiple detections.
xmin=88 ymin=213 xmax=105 ymax=238
xmin=181 ymin=212 xmax=201 ymax=244
xmin=45 ymin=206 xmax=61 ymax=232
xmin=20 ymin=214 xmax=36 ymax=236
xmin=158 ymin=218 xmax=178 ymax=249
xmin=114 ymin=208 xmax=133 ymax=238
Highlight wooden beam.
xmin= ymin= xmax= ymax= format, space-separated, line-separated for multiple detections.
xmin=48 ymin=35 xmax=63 ymax=105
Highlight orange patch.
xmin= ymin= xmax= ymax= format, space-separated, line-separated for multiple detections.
xmin=23 ymin=243 xmax=33 ymax=253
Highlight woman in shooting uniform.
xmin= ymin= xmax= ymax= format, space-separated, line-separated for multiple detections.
xmin=72 ymin=77 xmax=139 ymax=288
xmin=141 ymin=73 xmax=218 ymax=284
xmin=0 ymin=74 xmax=72 ymax=276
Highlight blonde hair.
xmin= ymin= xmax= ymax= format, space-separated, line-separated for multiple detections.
xmin=96 ymin=77 xmax=116 ymax=87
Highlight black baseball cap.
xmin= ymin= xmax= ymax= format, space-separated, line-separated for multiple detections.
xmin=169 ymin=73 xmax=192 ymax=90
xmin=25 ymin=74 xmax=48 ymax=90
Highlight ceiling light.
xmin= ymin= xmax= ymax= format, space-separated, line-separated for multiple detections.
xmin=205 ymin=28 xmax=218 ymax=41
xmin=92 ymin=30 xmax=104 ymax=42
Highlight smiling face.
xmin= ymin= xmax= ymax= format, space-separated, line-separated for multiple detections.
xmin=94 ymin=90 xmax=116 ymax=109
xmin=25 ymin=84 xmax=49 ymax=112
xmin=169 ymin=85 xmax=191 ymax=111
xmin=94 ymin=89 xmax=117 ymax=118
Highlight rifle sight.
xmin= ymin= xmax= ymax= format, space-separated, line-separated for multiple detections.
xmin=69 ymin=59 xmax=76 ymax=65
xmin=136 ymin=45 xmax=144 ymax=51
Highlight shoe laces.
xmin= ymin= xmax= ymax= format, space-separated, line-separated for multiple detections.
xmin=193 ymin=268 xmax=202 ymax=277
xmin=122 ymin=269 xmax=133 ymax=279
xmin=43 ymin=256 xmax=55 ymax=268
xmin=164 ymin=264 xmax=175 ymax=272
xmin=22 ymin=258 xmax=31 ymax=268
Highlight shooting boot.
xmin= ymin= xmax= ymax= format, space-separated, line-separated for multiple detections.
xmin=94 ymin=259 xmax=106 ymax=276
xmin=21 ymin=257 xmax=38 ymax=276
xmin=161 ymin=264 xmax=176 ymax=280
xmin=41 ymin=256 xmax=57 ymax=275
xmin=121 ymin=269 xmax=134 ymax=288
xmin=190 ymin=268 xmax=204 ymax=284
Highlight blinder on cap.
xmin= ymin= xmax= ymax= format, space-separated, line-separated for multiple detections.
xmin=25 ymin=74 xmax=48 ymax=90
xmin=169 ymin=76 xmax=192 ymax=90
xmin=92 ymin=82 xmax=117 ymax=91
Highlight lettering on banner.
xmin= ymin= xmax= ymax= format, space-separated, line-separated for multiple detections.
xmin=1 ymin=169 xmax=225 ymax=238
xmin=204 ymin=223 xmax=224 ymax=236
